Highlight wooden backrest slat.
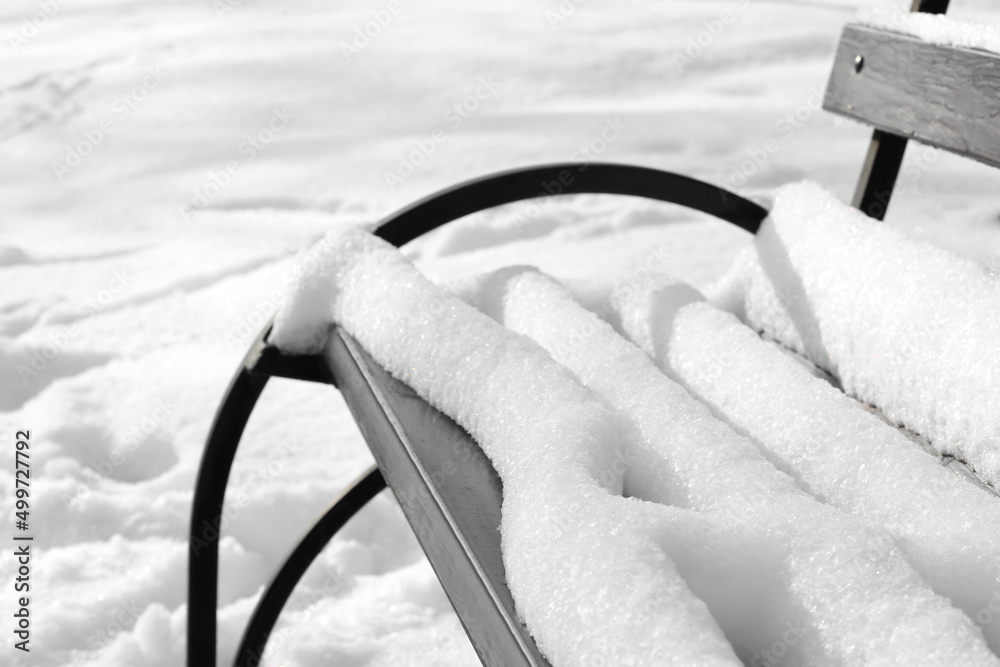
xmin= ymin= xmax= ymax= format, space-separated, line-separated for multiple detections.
xmin=824 ymin=24 xmax=1000 ymax=170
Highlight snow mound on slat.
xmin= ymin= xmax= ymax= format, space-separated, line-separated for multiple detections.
xmin=857 ymin=7 xmax=1000 ymax=55
xmin=614 ymin=264 xmax=1000 ymax=655
xmin=468 ymin=266 xmax=999 ymax=666
xmin=712 ymin=180 xmax=1000 ymax=489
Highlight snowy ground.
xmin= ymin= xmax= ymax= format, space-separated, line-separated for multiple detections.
xmin=2 ymin=0 xmax=1000 ymax=665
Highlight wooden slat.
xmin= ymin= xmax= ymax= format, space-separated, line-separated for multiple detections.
xmin=824 ymin=24 xmax=1000 ymax=169
xmin=324 ymin=327 xmax=550 ymax=667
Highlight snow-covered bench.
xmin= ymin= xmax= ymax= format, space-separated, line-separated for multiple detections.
xmin=186 ymin=1 xmax=1000 ymax=664
xmin=187 ymin=165 xmax=766 ymax=667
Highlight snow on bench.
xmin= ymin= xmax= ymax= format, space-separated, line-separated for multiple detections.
xmin=462 ymin=266 xmax=998 ymax=665
xmin=272 ymin=225 xmax=1000 ymax=666
xmin=713 ymin=181 xmax=1000 ymax=491
xmin=272 ymin=229 xmax=742 ymax=666
xmin=593 ymin=218 xmax=1000 ymax=654
xmin=857 ymin=6 xmax=1000 ymax=54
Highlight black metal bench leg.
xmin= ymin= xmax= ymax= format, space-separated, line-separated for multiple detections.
xmin=188 ymin=365 xmax=271 ymax=667
xmin=188 ymin=321 xmax=354 ymax=667
xmin=850 ymin=0 xmax=950 ymax=220
xmin=233 ymin=465 xmax=387 ymax=667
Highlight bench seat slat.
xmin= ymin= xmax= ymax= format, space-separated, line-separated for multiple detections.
xmin=324 ymin=326 xmax=550 ymax=667
xmin=824 ymin=24 xmax=1000 ymax=169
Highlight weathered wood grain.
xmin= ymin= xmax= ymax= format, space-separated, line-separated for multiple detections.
xmin=825 ymin=24 xmax=1000 ymax=169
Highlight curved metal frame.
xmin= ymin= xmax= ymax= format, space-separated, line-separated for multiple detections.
xmin=187 ymin=325 xmax=338 ymax=667
xmin=187 ymin=162 xmax=766 ymax=667
xmin=375 ymin=162 xmax=766 ymax=245
xmin=233 ymin=465 xmax=386 ymax=667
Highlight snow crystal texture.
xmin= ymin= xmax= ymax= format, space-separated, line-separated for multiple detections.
xmin=274 ymin=228 xmax=1000 ymax=665
xmin=713 ymin=181 xmax=1000 ymax=489
xmin=857 ymin=7 xmax=1000 ymax=55
xmin=273 ymin=229 xmax=741 ymax=666
xmin=470 ymin=267 xmax=1000 ymax=666
xmin=612 ymin=268 xmax=1000 ymax=656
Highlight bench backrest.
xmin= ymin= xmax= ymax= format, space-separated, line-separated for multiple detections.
xmin=822 ymin=0 xmax=1000 ymax=219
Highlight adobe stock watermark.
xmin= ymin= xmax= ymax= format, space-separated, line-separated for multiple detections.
xmin=554 ymin=246 xmax=679 ymax=364
xmin=749 ymin=619 xmax=808 ymax=666
xmin=51 ymin=63 xmax=170 ymax=182
xmin=223 ymin=289 xmax=283 ymax=351
xmin=670 ymin=0 xmax=751 ymax=73
xmin=488 ymin=116 xmax=628 ymax=232
xmin=237 ymin=571 xmax=348 ymax=667
xmin=190 ymin=439 xmax=306 ymax=556
xmin=0 ymin=551 xmax=17 ymax=590
xmin=545 ymin=0 xmax=588 ymax=30
xmin=339 ymin=0 xmax=403 ymax=62
xmin=383 ymin=75 xmax=502 ymax=190
xmin=429 ymin=625 xmax=470 ymax=657
xmin=7 ymin=0 xmax=70 ymax=54
xmin=273 ymin=227 xmax=344 ymax=295
xmin=553 ymin=240 xmax=677 ymax=358
xmin=858 ymin=143 xmax=939 ymax=220
xmin=896 ymin=273 xmax=976 ymax=362
xmin=553 ymin=589 xmax=686 ymax=665
xmin=856 ymin=6 xmax=914 ymax=34
xmin=576 ymin=627 xmax=638 ymax=667
xmin=17 ymin=268 xmax=134 ymax=385
xmin=728 ymin=85 xmax=824 ymax=190
xmin=212 ymin=0 xmax=245 ymax=21
xmin=972 ymin=590 xmax=1000 ymax=630
xmin=180 ymin=106 xmax=295 ymax=222
xmin=50 ymin=599 xmax=149 ymax=667
xmin=425 ymin=424 xmax=482 ymax=489
xmin=912 ymin=590 xmax=1000 ymax=667
xmin=62 ymin=398 xmax=178 ymax=508
xmin=49 ymin=599 xmax=150 ymax=667
xmin=985 ymin=250 xmax=1000 ymax=278
xmin=86 ymin=600 xmax=144 ymax=652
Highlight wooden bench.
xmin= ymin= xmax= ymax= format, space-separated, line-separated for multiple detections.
xmin=186 ymin=0 xmax=999 ymax=664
